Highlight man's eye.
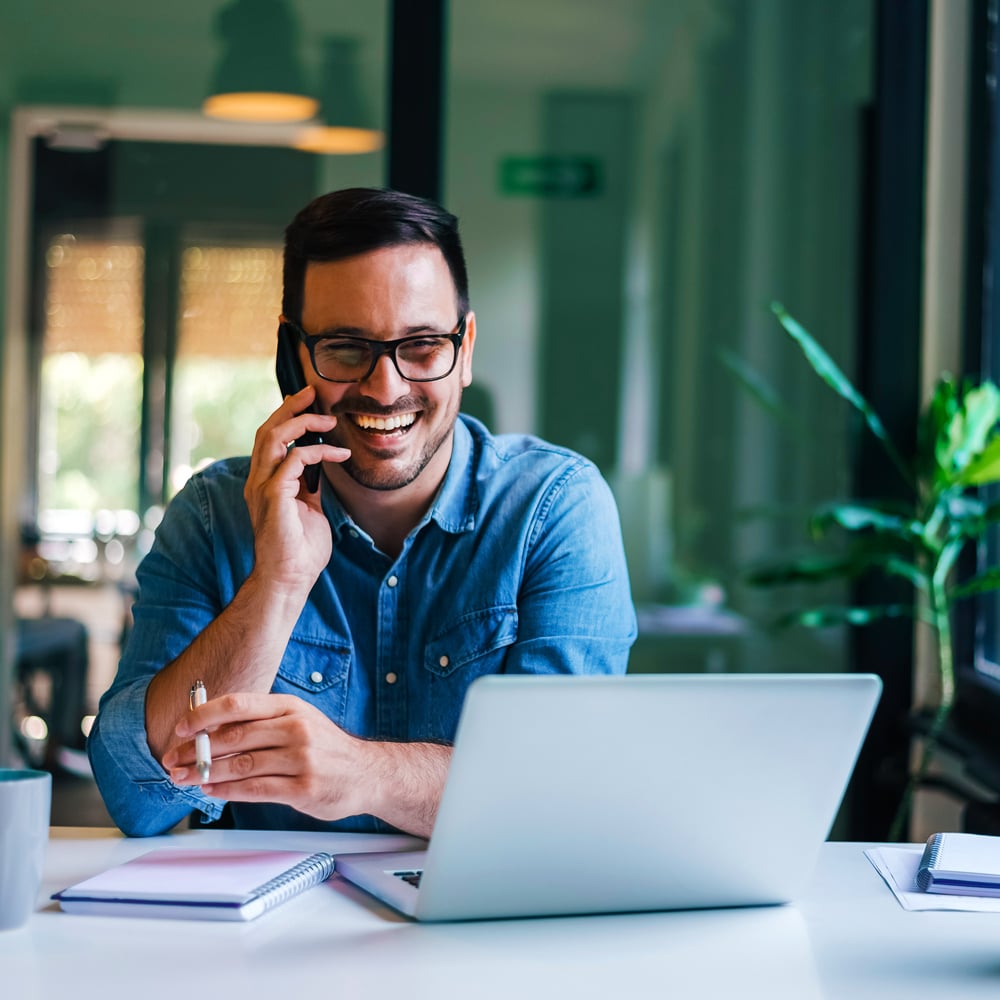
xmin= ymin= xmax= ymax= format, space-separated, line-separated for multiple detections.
xmin=318 ymin=341 xmax=370 ymax=366
xmin=400 ymin=337 xmax=447 ymax=356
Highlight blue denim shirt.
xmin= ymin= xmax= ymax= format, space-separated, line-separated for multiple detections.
xmin=88 ymin=416 xmax=636 ymax=836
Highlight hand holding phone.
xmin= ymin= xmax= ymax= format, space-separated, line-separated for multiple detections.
xmin=276 ymin=324 xmax=325 ymax=493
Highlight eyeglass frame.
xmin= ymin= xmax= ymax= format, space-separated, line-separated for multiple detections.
xmin=280 ymin=314 xmax=468 ymax=384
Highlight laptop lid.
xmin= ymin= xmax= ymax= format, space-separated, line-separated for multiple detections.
xmin=336 ymin=672 xmax=881 ymax=921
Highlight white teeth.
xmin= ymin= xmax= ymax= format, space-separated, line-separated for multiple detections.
xmin=354 ymin=412 xmax=417 ymax=431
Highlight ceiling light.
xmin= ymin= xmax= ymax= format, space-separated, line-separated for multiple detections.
xmin=293 ymin=126 xmax=384 ymax=155
xmin=203 ymin=0 xmax=318 ymax=124
xmin=293 ymin=37 xmax=383 ymax=155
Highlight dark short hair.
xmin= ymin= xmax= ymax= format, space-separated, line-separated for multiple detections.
xmin=282 ymin=187 xmax=469 ymax=324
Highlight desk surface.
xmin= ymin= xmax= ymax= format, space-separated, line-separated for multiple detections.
xmin=5 ymin=828 xmax=1000 ymax=1000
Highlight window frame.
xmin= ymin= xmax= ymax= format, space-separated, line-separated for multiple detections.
xmin=953 ymin=0 xmax=1000 ymax=766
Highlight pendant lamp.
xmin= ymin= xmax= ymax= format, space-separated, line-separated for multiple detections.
xmin=293 ymin=37 xmax=384 ymax=154
xmin=203 ymin=0 xmax=318 ymax=123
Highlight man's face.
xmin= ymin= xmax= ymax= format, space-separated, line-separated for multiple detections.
xmin=298 ymin=244 xmax=474 ymax=493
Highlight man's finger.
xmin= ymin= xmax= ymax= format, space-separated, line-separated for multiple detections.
xmin=174 ymin=692 xmax=297 ymax=738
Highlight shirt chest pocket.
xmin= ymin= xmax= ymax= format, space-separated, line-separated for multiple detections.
xmin=275 ymin=636 xmax=352 ymax=727
xmin=424 ymin=605 xmax=518 ymax=678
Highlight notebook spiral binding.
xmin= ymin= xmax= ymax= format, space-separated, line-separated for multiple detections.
xmin=247 ymin=852 xmax=336 ymax=911
xmin=915 ymin=834 xmax=943 ymax=892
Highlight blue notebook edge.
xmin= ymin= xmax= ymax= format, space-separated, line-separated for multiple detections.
xmin=915 ymin=832 xmax=1000 ymax=896
xmin=52 ymin=849 xmax=337 ymax=920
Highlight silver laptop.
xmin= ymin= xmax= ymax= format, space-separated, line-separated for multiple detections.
xmin=335 ymin=672 xmax=881 ymax=921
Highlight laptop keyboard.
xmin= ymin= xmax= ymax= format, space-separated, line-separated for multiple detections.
xmin=392 ymin=869 xmax=423 ymax=888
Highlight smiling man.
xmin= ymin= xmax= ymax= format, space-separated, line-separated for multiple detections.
xmin=88 ymin=188 xmax=636 ymax=838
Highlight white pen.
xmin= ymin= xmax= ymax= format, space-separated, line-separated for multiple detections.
xmin=189 ymin=679 xmax=212 ymax=782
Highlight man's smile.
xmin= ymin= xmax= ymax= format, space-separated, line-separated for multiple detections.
xmin=349 ymin=411 xmax=419 ymax=435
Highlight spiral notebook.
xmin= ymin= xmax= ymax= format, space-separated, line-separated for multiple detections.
xmin=53 ymin=848 xmax=336 ymax=921
xmin=916 ymin=833 xmax=1000 ymax=896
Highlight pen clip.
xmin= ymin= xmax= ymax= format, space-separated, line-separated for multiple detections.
xmin=189 ymin=679 xmax=205 ymax=712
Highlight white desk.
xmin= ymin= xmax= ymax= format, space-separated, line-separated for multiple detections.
xmin=5 ymin=828 xmax=1000 ymax=999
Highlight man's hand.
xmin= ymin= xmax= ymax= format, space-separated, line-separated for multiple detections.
xmin=244 ymin=386 xmax=349 ymax=597
xmin=163 ymin=692 xmax=452 ymax=838
xmin=144 ymin=388 xmax=350 ymax=762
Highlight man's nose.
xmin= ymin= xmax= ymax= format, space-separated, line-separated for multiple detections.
xmin=360 ymin=353 xmax=410 ymax=402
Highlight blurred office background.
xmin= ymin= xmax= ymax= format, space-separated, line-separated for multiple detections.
xmin=0 ymin=0 xmax=995 ymax=839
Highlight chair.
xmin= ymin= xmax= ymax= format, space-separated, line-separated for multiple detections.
xmin=14 ymin=616 xmax=90 ymax=764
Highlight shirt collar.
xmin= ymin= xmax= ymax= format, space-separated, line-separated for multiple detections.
xmin=322 ymin=415 xmax=479 ymax=541
xmin=322 ymin=482 xmax=356 ymax=540
xmin=428 ymin=415 xmax=478 ymax=534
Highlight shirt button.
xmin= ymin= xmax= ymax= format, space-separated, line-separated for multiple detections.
xmin=309 ymin=671 xmax=323 ymax=684
xmin=439 ymin=655 xmax=450 ymax=668
xmin=387 ymin=575 xmax=399 ymax=588
xmin=385 ymin=672 xmax=398 ymax=685
xmin=349 ymin=529 xmax=359 ymax=539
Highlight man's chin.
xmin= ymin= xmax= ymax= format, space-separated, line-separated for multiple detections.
xmin=336 ymin=456 xmax=424 ymax=492
xmin=329 ymin=417 xmax=455 ymax=493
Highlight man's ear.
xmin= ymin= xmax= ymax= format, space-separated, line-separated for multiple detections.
xmin=460 ymin=311 xmax=476 ymax=388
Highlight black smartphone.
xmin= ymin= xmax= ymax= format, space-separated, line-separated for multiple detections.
xmin=276 ymin=324 xmax=324 ymax=493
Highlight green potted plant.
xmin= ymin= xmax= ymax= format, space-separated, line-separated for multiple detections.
xmin=732 ymin=303 xmax=1000 ymax=841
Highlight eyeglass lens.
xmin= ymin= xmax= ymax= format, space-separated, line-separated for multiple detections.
xmin=313 ymin=336 xmax=458 ymax=382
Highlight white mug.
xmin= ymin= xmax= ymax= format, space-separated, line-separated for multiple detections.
xmin=0 ymin=768 xmax=51 ymax=930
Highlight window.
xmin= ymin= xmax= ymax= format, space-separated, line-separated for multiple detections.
xmin=170 ymin=241 xmax=284 ymax=495
xmin=955 ymin=0 xmax=1000 ymax=774
xmin=37 ymin=229 xmax=144 ymax=579
xmin=24 ymin=137 xmax=327 ymax=577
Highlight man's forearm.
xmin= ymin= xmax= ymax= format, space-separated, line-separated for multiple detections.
xmin=144 ymin=570 xmax=308 ymax=762
xmin=366 ymin=740 xmax=453 ymax=839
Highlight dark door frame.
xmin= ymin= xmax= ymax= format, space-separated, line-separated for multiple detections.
xmin=386 ymin=0 xmax=446 ymax=202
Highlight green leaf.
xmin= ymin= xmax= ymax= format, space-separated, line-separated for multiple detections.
xmin=716 ymin=349 xmax=798 ymax=427
xmin=949 ymin=568 xmax=1000 ymax=602
xmin=945 ymin=495 xmax=987 ymax=520
xmin=747 ymin=546 xmax=927 ymax=592
xmin=958 ymin=434 xmax=1000 ymax=487
xmin=770 ymin=303 xmax=914 ymax=488
xmin=938 ymin=494 xmax=993 ymax=542
xmin=774 ymin=604 xmax=917 ymax=629
xmin=956 ymin=383 xmax=1000 ymax=462
xmin=809 ymin=503 xmax=922 ymax=541
xmin=918 ymin=376 xmax=959 ymax=486
xmin=878 ymin=555 xmax=928 ymax=591
xmin=921 ymin=378 xmax=1000 ymax=486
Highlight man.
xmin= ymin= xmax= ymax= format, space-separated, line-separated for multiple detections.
xmin=88 ymin=188 xmax=636 ymax=837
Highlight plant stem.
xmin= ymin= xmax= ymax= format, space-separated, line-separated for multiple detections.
xmin=887 ymin=577 xmax=955 ymax=842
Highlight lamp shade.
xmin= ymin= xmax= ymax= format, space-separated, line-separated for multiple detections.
xmin=203 ymin=0 xmax=318 ymax=123
xmin=293 ymin=36 xmax=383 ymax=154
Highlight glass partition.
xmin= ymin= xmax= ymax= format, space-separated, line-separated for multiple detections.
xmin=1 ymin=0 xmax=389 ymax=792
xmin=446 ymin=0 xmax=876 ymax=676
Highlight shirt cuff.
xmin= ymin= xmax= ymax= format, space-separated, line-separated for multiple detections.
xmin=89 ymin=678 xmax=224 ymax=822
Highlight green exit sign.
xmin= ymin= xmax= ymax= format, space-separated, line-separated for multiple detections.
xmin=499 ymin=156 xmax=602 ymax=197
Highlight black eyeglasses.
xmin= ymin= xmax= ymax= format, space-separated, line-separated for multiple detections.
xmin=282 ymin=315 xmax=467 ymax=384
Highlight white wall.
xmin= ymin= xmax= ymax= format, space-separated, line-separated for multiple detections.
xmin=445 ymin=83 xmax=542 ymax=436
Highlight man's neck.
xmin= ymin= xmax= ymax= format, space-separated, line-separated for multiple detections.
xmin=324 ymin=443 xmax=453 ymax=559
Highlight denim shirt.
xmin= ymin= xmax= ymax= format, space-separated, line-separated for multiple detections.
xmin=88 ymin=416 xmax=636 ymax=836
